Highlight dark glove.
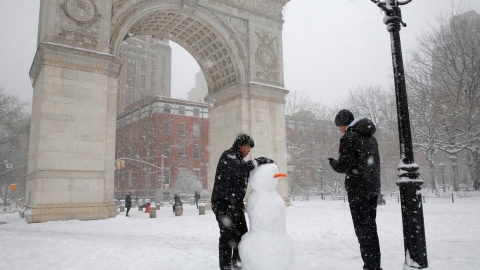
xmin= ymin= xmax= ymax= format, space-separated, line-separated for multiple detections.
xmin=255 ymin=157 xmax=275 ymax=165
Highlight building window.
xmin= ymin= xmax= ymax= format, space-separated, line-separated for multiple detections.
xmin=193 ymin=124 xmax=200 ymax=137
xmin=178 ymin=106 xmax=185 ymax=115
xmin=163 ymin=104 xmax=171 ymax=114
xmin=193 ymin=144 xmax=200 ymax=159
xmin=163 ymin=121 xmax=170 ymax=135
xmin=179 ymin=143 xmax=186 ymax=159
xmin=179 ymin=123 xmax=185 ymax=136
xmin=163 ymin=168 xmax=170 ymax=185
xmin=163 ymin=142 xmax=170 ymax=158
xmin=193 ymin=108 xmax=200 ymax=116
xmin=194 ymin=169 xmax=201 ymax=182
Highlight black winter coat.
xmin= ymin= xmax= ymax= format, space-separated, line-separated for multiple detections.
xmin=329 ymin=118 xmax=381 ymax=197
xmin=125 ymin=193 xmax=132 ymax=208
xmin=211 ymin=147 xmax=255 ymax=208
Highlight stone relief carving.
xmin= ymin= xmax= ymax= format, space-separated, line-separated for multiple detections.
xmin=59 ymin=0 xmax=100 ymax=45
xmin=255 ymin=31 xmax=278 ymax=81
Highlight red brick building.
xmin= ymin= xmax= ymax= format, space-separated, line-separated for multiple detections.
xmin=115 ymin=96 xmax=209 ymax=200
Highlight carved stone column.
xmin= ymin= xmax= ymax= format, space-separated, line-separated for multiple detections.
xmin=24 ymin=0 xmax=120 ymax=223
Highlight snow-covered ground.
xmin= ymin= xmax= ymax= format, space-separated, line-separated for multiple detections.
xmin=1 ymin=194 xmax=479 ymax=270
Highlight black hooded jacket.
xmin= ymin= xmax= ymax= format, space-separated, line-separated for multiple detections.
xmin=211 ymin=147 xmax=255 ymax=208
xmin=330 ymin=118 xmax=381 ymax=197
xmin=125 ymin=193 xmax=132 ymax=208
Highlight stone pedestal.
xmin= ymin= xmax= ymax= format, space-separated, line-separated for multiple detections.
xmin=175 ymin=206 xmax=182 ymax=216
xmin=155 ymin=204 xmax=160 ymax=210
xmin=119 ymin=205 xmax=125 ymax=212
xmin=199 ymin=205 xmax=205 ymax=215
xmin=149 ymin=207 xmax=156 ymax=218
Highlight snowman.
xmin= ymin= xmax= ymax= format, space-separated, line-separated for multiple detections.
xmin=239 ymin=163 xmax=294 ymax=270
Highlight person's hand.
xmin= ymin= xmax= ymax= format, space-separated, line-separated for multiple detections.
xmin=327 ymin=158 xmax=335 ymax=165
xmin=255 ymin=157 xmax=275 ymax=165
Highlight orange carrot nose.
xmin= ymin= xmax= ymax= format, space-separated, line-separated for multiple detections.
xmin=274 ymin=174 xmax=288 ymax=178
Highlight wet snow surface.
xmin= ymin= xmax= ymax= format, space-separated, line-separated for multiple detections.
xmin=1 ymin=195 xmax=479 ymax=270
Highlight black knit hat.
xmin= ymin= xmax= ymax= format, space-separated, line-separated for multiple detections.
xmin=334 ymin=109 xmax=354 ymax=126
xmin=232 ymin=133 xmax=255 ymax=149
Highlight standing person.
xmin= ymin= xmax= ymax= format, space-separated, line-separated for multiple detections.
xmin=195 ymin=191 xmax=201 ymax=209
xmin=211 ymin=133 xmax=274 ymax=270
xmin=125 ymin=191 xmax=132 ymax=217
xmin=328 ymin=109 xmax=382 ymax=270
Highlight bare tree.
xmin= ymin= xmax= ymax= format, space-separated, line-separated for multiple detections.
xmin=341 ymin=85 xmax=396 ymax=131
xmin=286 ymin=90 xmax=328 ymax=120
xmin=407 ymin=6 xmax=480 ymax=191
xmin=0 ymin=88 xmax=29 ymax=148
xmin=0 ymin=88 xmax=30 ymax=204
xmin=285 ymin=90 xmax=343 ymax=195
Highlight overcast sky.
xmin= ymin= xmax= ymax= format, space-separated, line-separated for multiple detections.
xmin=1 ymin=0 xmax=479 ymax=111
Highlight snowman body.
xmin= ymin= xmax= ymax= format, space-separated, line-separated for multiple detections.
xmin=239 ymin=163 xmax=294 ymax=270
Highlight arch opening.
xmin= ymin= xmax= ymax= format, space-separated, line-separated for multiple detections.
xmin=113 ymin=8 xmax=244 ymax=95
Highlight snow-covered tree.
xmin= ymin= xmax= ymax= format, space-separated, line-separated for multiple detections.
xmin=407 ymin=7 xmax=480 ymax=191
xmin=171 ymin=169 xmax=203 ymax=195
xmin=0 ymin=87 xmax=29 ymax=149
xmin=0 ymin=88 xmax=30 ymax=202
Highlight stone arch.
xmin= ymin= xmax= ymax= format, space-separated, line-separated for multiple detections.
xmin=110 ymin=2 xmax=247 ymax=95
xmin=24 ymin=0 xmax=290 ymax=223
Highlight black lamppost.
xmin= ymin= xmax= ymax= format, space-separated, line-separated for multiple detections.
xmin=371 ymin=0 xmax=428 ymax=268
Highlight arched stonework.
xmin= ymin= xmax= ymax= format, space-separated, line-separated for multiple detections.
xmin=25 ymin=0 xmax=290 ymax=223
xmin=110 ymin=3 xmax=247 ymax=94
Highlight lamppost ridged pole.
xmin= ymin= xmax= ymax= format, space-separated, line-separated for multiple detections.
xmin=371 ymin=0 xmax=428 ymax=268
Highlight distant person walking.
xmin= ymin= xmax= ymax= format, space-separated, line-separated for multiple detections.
xmin=195 ymin=191 xmax=201 ymax=209
xmin=211 ymin=133 xmax=274 ymax=270
xmin=125 ymin=191 xmax=132 ymax=217
xmin=328 ymin=109 xmax=382 ymax=270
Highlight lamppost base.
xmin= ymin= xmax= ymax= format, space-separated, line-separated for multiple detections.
xmin=397 ymin=180 xmax=428 ymax=269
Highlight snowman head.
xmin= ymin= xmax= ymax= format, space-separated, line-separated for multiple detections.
xmin=249 ymin=163 xmax=280 ymax=191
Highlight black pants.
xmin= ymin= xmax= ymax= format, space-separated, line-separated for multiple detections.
xmin=348 ymin=195 xmax=382 ymax=270
xmin=213 ymin=202 xmax=248 ymax=270
xmin=126 ymin=206 xmax=130 ymax=216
